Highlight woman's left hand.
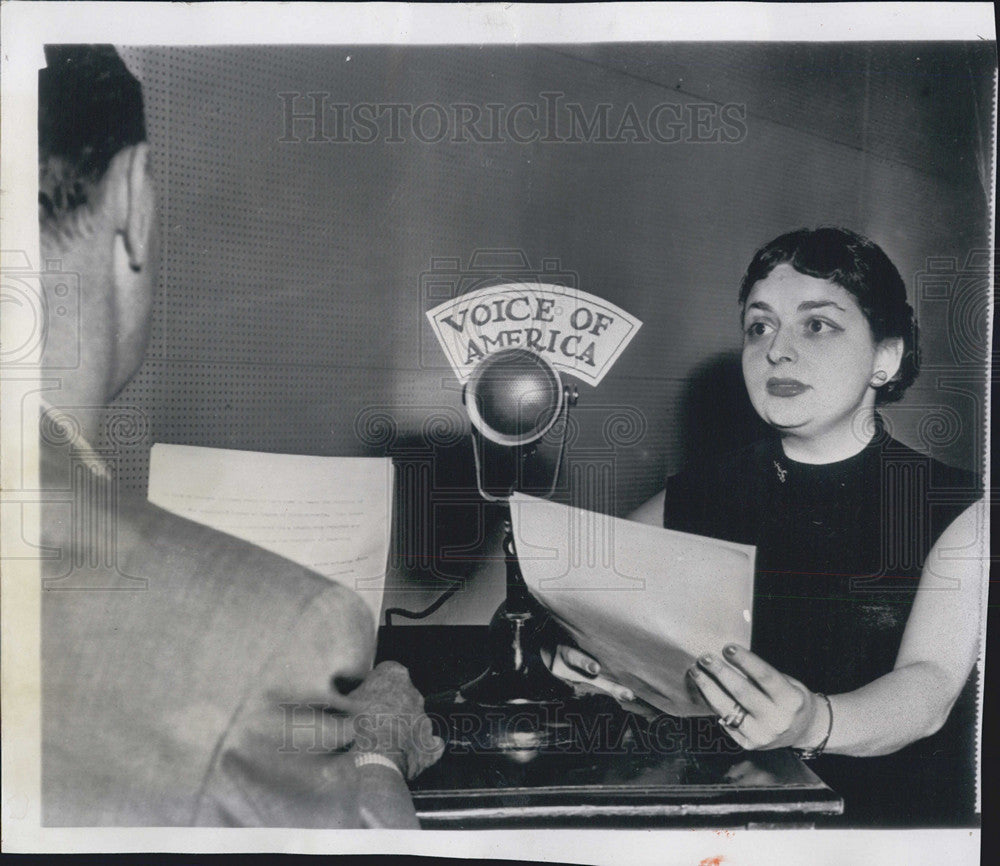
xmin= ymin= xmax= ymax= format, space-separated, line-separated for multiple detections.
xmin=687 ymin=644 xmax=825 ymax=751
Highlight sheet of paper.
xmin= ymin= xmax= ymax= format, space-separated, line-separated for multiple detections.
xmin=510 ymin=492 xmax=755 ymax=717
xmin=148 ymin=443 xmax=393 ymax=630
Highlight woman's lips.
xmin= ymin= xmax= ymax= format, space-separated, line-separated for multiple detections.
xmin=766 ymin=377 xmax=809 ymax=397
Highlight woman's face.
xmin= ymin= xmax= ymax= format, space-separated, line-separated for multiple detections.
xmin=741 ymin=263 xmax=887 ymax=446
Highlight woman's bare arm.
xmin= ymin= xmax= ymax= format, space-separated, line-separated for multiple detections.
xmin=823 ymin=498 xmax=987 ymax=755
xmin=690 ymin=500 xmax=987 ymax=756
xmin=628 ymin=490 xmax=665 ymax=527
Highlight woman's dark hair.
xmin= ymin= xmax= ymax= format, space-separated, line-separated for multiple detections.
xmin=738 ymin=226 xmax=919 ymax=404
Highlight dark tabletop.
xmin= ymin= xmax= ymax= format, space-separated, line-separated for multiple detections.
xmin=377 ymin=625 xmax=843 ymax=828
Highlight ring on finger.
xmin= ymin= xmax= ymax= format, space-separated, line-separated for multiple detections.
xmin=721 ymin=704 xmax=748 ymax=729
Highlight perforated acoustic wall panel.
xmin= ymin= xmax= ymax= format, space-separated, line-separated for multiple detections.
xmin=103 ymin=45 xmax=991 ymax=623
xmin=110 ymin=47 xmax=397 ymax=491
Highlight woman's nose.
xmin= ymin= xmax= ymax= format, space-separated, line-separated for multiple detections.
xmin=766 ymin=326 xmax=797 ymax=364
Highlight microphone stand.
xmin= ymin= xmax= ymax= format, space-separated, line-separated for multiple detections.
xmin=434 ymin=380 xmax=620 ymax=754
xmin=456 ymin=509 xmax=575 ymax=707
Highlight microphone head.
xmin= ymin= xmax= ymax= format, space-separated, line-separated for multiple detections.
xmin=464 ymin=349 xmax=564 ymax=447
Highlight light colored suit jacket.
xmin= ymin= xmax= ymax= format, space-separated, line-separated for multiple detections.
xmin=40 ymin=438 xmax=376 ymax=826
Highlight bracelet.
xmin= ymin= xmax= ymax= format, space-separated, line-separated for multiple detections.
xmin=353 ymin=751 xmax=404 ymax=777
xmin=792 ymin=693 xmax=833 ymax=760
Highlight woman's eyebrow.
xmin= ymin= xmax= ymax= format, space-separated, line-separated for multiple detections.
xmin=745 ymin=301 xmax=774 ymax=313
xmin=798 ymin=300 xmax=847 ymax=312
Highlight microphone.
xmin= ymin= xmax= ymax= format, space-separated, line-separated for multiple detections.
xmin=423 ymin=287 xmax=641 ymax=753
xmin=462 ymin=348 xmax=576 ymax=502
xmin=444 ymin=347 xmax=585 ymax=735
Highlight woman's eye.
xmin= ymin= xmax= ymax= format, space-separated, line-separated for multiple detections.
xmin=806 ymin=318 xmax=839 ymax=334
xmin=745 ymin=321 xmax=771 ymax=338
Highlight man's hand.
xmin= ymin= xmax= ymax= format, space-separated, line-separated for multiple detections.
xmin=331 ymin=661 xmax=445 ymax=780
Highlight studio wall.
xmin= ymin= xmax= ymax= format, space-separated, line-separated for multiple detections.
xmin=108 ymin=43 xmax=994 ymax=624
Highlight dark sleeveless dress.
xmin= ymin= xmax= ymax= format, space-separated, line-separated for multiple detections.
xmin=663 ymin=424 xmax=982 ymax=827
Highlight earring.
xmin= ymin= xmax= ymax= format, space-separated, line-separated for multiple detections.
xmin=871 ymin=371 xmax=888 ymax=386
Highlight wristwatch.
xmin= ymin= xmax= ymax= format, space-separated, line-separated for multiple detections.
xmin=353 ymin=751 xmax=404 ymax=777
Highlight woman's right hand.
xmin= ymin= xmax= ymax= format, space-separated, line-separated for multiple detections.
xmin=542 ymin=643 xmax=637 ymax=705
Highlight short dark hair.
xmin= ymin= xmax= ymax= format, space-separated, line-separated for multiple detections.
xmin=38 ymin=45 xmax=146 ymax=228
xmin=738 ymin=226 xmax=919 ymax=404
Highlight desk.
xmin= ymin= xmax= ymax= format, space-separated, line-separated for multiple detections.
xmin=377 ymin=626 xmax=843 ymax=829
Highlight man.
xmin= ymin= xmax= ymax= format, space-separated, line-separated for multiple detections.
xmin=38 ymin=45 xmax=442 ymax=827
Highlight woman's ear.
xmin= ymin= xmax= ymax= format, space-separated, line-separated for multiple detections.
xmin=874 ymin=336 xmax=904 ymax=385
xmin=123 ymin=143 xmax=155 ymax=272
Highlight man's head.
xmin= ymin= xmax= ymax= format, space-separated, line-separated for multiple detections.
xmin=39 ymin=45 xmax=159 ymax=404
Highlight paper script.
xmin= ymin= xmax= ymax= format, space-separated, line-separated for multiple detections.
xmin=148 ymin=444 xmax=394 ymax=630
xmin=510 ymin=492 xmax=755 ymax=716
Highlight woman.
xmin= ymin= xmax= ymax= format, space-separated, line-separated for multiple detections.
xmin=565 ymin=227 xmax=986 ymax=825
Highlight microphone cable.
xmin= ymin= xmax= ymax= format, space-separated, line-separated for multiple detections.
xmin=383 ymin=579 xmax=463 ymax=627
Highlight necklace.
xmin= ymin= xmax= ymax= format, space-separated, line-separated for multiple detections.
xmin=773 ymin=459 xmax=788 ymax=483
